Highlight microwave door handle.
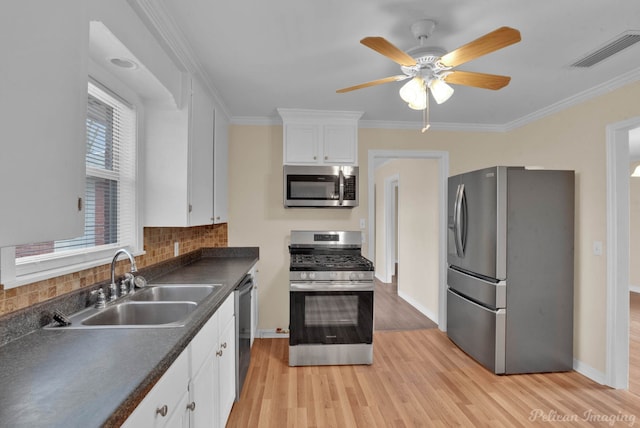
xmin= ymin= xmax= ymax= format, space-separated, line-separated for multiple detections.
xmin=339 ymin=169 xmax=344 ymax=205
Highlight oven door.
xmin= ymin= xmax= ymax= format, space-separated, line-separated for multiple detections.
xmin=289 ymin=283 xmax=373 ymax=345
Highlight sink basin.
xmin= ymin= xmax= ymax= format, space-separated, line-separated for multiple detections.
xmin=44 ymin=284 xmax=223 ymax=330
xmin=130 ymin=285 xmax=219 ymax=303
xmin=81 ymin=301 xmax=197 ymax=326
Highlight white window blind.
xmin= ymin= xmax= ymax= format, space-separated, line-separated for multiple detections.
xmin=15 ymin=82 xmax=136 ymax=264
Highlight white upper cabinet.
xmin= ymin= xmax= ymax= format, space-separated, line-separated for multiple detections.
xmin=278 ymin=108 xmax=362 ymax=166
xmin=213 ymin=108 xmax=229 ymax=224
xmin=145 ymin=75 xmax=215 ymax=227
xmin=0 ymin=0 xmax=87 ymax=247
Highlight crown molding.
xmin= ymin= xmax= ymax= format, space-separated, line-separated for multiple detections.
xmin=503 ymin=66 xmax=640 ymax=132
xmin=127 ymin=0 xmax=231 ymax=120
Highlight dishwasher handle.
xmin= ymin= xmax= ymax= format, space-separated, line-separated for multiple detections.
xmin=236 ymin=275 xmax=253 ymax=295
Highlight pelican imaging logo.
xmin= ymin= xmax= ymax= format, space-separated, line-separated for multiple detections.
xmin=529 ymin=409 xmax=636 ymax=426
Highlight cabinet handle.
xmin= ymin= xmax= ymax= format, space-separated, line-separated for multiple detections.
xmin=221 ymin=342 xmax=227 ymax=349
xmin=313 ymin=156 xmax=316 ymax=160
xmin=156 ymin=405 xmax=168 ymax=417
xmin=216 ymin=350 xmax=223 ymax=357
xmin=324 ymin=156 xmax=328 ymax=160
xmin=186 ymin=401 xmax=196 ymax=411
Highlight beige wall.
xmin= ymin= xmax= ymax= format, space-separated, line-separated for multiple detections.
xmin=374 ymin=159 xmax=439 ymax=320
xmin=228 ymin=79 xmax=640 ymax=375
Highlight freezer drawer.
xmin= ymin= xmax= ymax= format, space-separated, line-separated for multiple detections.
xmin=447 ymin=289 xmax=506 ymax=374
xmin=447 ymin=267 xmax=505 ymax=309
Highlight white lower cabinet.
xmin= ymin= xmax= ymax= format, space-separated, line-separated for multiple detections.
xmin=121 ymin=350 xmax=189 ymax=427
xmin=217 ymin=313 xmax=236 ymax=427
xmin=122 ymin=294 xmax=236 ymax=428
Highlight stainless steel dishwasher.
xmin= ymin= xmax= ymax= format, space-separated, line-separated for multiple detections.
xmin=235 ymin=275 xmax=253 ymax=400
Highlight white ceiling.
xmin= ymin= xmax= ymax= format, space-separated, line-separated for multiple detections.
xmin=154 ymin=0 xmax=640 ymax=130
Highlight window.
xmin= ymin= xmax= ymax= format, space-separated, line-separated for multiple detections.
xmin=6 ymin=81 xmax=138 ymax=282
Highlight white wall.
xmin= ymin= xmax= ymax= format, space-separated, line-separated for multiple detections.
xmin=631 ymin=162 xmax=640 ymax=290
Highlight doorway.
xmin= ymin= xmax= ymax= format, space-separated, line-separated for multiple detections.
xmin=606 ymin=117 xmax=640 ymax=389
xmin=367 ymin=150 xmax=449 ymax=330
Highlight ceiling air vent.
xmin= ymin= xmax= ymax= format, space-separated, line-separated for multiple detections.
xmin=571 ymin=31 xmax=640 ymax=68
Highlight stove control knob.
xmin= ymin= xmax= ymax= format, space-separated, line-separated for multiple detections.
xmin=309 ymin=272 xmax=316 ymax=280
xmin=358 ymin=273 xmax=365 ymax=279
xmin=300 ymin=272 xmax=307 ymax=280
xmin=349 ymin=273 xmax=357 ymax=281
xmin=330 ymin=272 xmax=337 ymax=279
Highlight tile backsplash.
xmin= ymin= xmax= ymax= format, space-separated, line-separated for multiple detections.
xmin=0 ymin=224 xmax=228 ymax=316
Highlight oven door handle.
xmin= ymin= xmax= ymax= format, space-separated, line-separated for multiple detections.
xmin=290 ymin=282 xmax=374 ymax=292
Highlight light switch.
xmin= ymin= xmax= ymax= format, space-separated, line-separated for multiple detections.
xmin=593 ymin=241 xmax=603 ymax=256
xmin=360 ymin=218 xmax=366 ymax=229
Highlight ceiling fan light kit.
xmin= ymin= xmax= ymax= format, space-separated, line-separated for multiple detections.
xmin=336 ymin=19 xmax=521 ymax=131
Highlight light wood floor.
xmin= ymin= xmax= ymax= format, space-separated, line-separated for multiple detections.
xmin=374 ymin=277 xmax=438 ymax=331
xmin=228 ymin=330 xmax=640 ymax=427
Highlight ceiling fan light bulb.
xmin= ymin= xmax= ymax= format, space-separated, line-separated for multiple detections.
xmin=399 ymin=77 xmax=425 ymax=104
xmin=429 ymin=79 xmax=454 ymax=104
xmin=408 ymin=97 xmax=427 ymax=110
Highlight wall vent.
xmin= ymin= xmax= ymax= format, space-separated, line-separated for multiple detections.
xmin=571 ymin=31 xmax=640 ymax=68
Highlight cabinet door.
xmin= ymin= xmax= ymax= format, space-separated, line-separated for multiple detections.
xmin=283 ymin=124 xmax=319 ymax=164
xmin=189 ymin=77 xmax=215 ymax=225
xmin=217 ymin=315 xmax=236 ymax=428
xmin=0 ymin=0 xmax=87 ymax=246
xmin=213 ymin=108 xmax=229 ymax=224
xmin=122 ymin=350 xmax=189 ymax=428
xmin=165 ymin=389 xmax=190 ymax=428
xmin=189 ymin=350 xmax=216 ymax=428
xmin=322 ymin=124 xmax=357 ymax=164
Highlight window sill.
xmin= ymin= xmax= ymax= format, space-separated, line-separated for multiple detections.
xmin=2 ymin=249 xmax=146 ymax=290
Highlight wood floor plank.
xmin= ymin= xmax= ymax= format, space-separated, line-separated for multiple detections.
xmin=227 ymin=330 xmax=640 ymax=427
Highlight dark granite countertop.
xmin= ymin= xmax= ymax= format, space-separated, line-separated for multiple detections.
xmin=0 ymin=247 xmax=259 ymax=428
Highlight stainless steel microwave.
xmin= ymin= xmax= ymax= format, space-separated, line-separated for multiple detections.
xmin=284 ymin=165 xmax=359 ymax=208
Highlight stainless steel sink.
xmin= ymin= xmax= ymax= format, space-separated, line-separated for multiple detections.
xmin=44 ymin=283 xmax=224 ymax=330
xmin=80 ymin=301 xmax=197 ymax=327
xmin=130 ymin=284 xmax=219 ymax=303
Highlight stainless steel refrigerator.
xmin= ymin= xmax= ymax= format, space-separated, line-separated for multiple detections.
xmin=446 ymin=166 xmax=574 ymax=374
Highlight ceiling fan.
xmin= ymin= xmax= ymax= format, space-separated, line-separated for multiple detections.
xmin=337 ymin=20 xmax=521 ymax=130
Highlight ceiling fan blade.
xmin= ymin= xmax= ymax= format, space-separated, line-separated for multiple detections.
xmin=439 ymin=27 xmax=521 ymax=68
xmin=336 ymin=75 xmax=409 ymax=93
xmin=360 ymin=37 xmax=417 ymax=67
xmin=444 ymin=70 xmax=511 ymax=90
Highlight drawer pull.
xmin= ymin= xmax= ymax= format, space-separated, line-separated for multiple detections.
xmin=216 ymin=350 xmax=223 ymax=357
xmin=221 ymin=342 xmax=227 ymax=349
xmin=187 ymin=401 xmax=196 ymax=411
xmin=156 ymin=405 xmax=168 ymax=417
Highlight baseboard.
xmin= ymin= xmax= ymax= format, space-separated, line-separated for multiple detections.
xmin=630 ymin=285 xmax=640 ymax=294
xmin=397 ymin=290 xmax=438 ymax=325
xmin=258 ymin=328 xmax=289 ymax=339
xmin=573 ymin=358 xmax=607 ymax=385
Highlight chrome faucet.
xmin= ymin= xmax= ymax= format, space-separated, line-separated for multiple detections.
xmin=109 ymin=249 xmax=138 ymax=301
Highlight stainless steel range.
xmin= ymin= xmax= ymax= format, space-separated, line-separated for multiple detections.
xmin=288 ymin=230 xmax=374 ymax=366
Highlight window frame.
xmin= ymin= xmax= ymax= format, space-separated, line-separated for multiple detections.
xmin=0 ymin=64 xmax=144 ymax=289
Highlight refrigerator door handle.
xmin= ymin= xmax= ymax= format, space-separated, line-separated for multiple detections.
xmin=454 ymin=184 xmax=466 ymax=257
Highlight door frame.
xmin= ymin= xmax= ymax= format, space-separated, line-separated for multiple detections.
xmin=367 ymin=150 xmax=449 ymax=330
xmin=383 ymin=174 xmax=399 ymax=283
xmin=605 ymin=116 xmax=640 ymax=388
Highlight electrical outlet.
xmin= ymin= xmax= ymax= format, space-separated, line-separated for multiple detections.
xmin=174 ymin=241 xmax=179 ymax=257
xmin=359 ymin=218 xmax=366 ymax=229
